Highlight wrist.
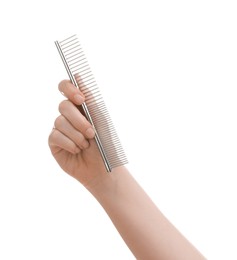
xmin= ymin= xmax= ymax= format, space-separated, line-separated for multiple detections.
xmin=85 ymin=166 xmax=128 ymax=200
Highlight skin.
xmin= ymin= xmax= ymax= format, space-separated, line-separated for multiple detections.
xmin=48 ymin=80 xmax=206 ymax=260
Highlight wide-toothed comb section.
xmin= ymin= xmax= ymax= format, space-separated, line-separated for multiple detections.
xmin=57 ymin=35 xmax=128 ymax=169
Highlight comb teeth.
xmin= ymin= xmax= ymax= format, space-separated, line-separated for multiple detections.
xmin=55 ymin=35 xmax=128 ymax=171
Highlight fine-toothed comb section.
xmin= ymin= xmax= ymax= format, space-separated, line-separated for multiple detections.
xmin=55 ymin=35 xmax=128 ymax=172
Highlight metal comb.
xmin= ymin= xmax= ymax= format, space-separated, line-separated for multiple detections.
xmin=55 ymin=35 xmax=128 ymax=172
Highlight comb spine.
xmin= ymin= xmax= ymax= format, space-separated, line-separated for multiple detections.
xmin=55 ymin=40 xmax=112 ymax=172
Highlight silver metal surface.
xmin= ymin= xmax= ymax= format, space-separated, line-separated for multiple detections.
xmin=54 ymin=35 xmax=128 ymax=172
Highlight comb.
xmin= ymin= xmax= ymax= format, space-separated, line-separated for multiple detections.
xmin=55 ymin=35 xmax=128 ymax=172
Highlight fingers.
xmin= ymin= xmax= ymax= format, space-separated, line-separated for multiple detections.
xmin=58 ymin=80 xmax=85 ymax=105
xmin=49 ymin=129 xmax=81 ymax=155
xmin=58 ymin=100 xmax=95 ymax=139
xmin=54 ymin=115 xmax=89 ymax=149
xmin=53 ymin=79 xmax=95 ymax=156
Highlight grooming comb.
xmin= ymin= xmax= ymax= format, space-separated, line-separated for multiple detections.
xmin=55 ymin=35 xmax=128 ymax=172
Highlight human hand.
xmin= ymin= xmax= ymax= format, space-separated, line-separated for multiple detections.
xmin=48 ymin=80 xmax=108 ymax=187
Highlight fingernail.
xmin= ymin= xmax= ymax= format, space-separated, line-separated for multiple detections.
xmin=74 ymin=94 xmax=84 ymax=104
xmin=86 ymin=128 xmax=95 ymax=139
xmin=82 ymin=140 xmax=89 ymax=149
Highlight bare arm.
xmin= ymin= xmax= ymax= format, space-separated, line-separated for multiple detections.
xmin=87 ymin=166 xmax=205 ymax=260
xmin=48 ymin=80 xmax=206 ymax=260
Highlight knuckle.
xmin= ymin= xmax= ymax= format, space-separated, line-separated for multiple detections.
xmin=48 ymin=128 xmax=59 ymax=144
xmin=58 ymin=100 xmax=70 ymax=113
xmin=58 ymin=79 xmax=68 ymax=91
xmin=48 ymin=132 xmax=53 ymax=146
xmin=54 ymin=115 xmax=65 ymax=129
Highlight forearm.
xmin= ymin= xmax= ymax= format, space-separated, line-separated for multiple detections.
xmin=87 ymin=166 xmax=205 ymax=260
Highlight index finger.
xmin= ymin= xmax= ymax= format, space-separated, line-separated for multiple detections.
xmin=58 ymin=79 xmax=85 ymax=105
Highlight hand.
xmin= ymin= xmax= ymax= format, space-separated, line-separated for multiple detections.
xmin=48 ymin=82 xmax=206 ymax=260
xmin=48 ymin=80 xmax=108 ymax=186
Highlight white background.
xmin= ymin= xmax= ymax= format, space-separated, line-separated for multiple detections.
xmin=0 ymin=0 xmax=236 ymax=259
